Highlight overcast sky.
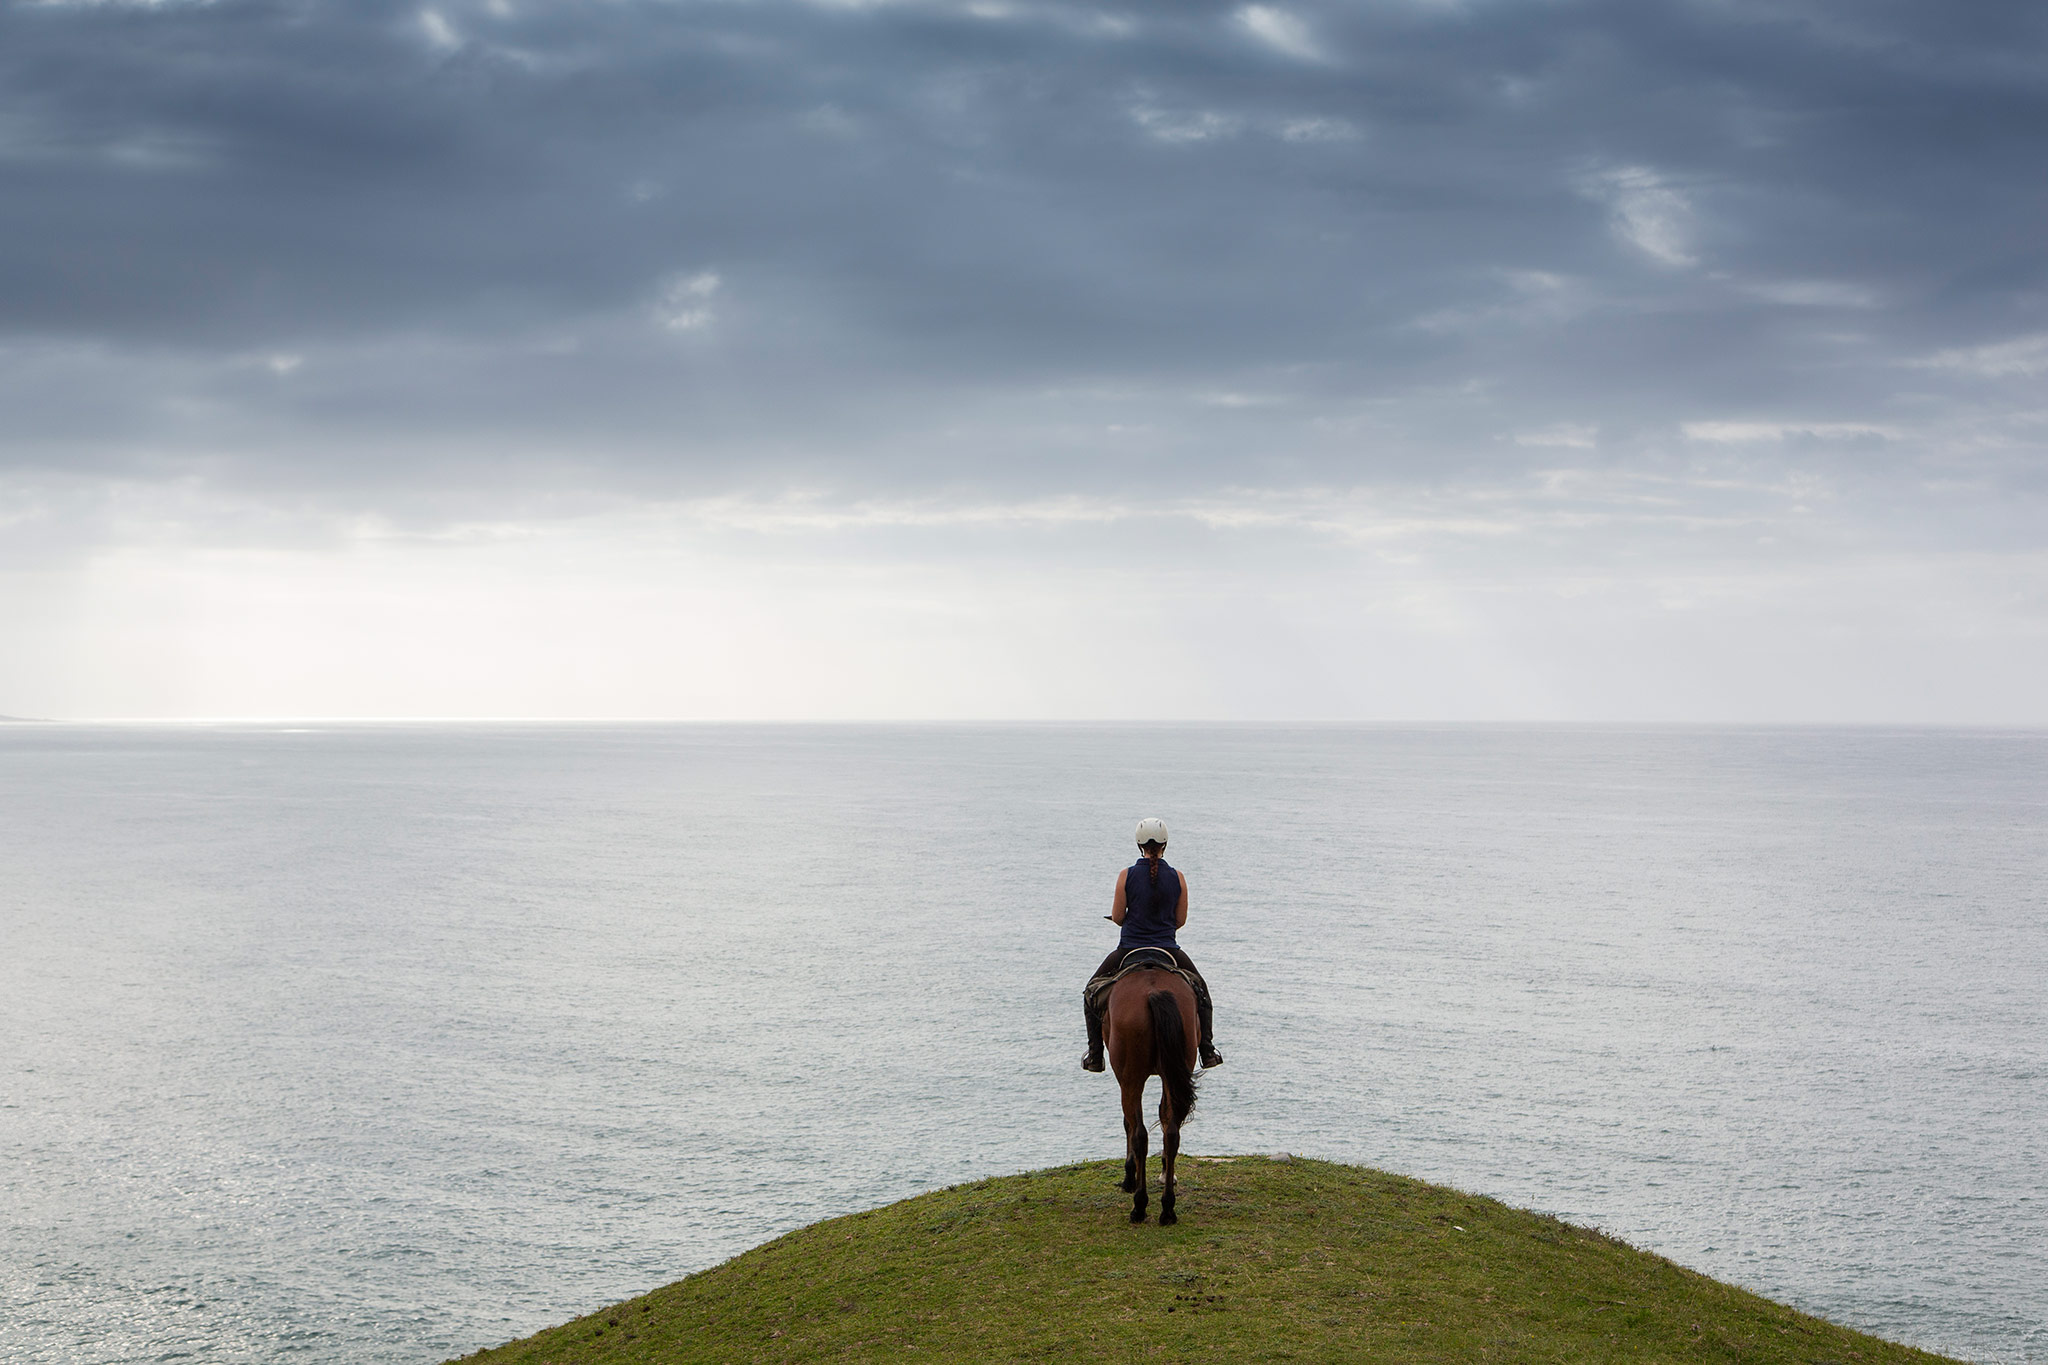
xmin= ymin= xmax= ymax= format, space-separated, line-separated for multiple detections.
xmin=2 ymin=0 xmax=2044 ymax=719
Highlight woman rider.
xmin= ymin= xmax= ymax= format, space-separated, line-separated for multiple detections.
xmin=1081 ymin=818 xmax=1224 ymax=1072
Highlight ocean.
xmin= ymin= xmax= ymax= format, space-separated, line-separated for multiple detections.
xmin=1 ymin=723 xmax=2042 ymax=1363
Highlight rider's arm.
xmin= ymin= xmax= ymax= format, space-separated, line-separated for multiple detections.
xmin=1176 ymin=873 xmax=1189 ymax=929
xmin=1110 ymin=868 xmax=1128 ymax=925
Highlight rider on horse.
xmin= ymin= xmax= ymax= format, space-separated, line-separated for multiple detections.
xmin=1082 ymin=818 xmax=1224 ymax=1072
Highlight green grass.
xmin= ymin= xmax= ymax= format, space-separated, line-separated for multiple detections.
xmin=451 ymin=1156 xmax=1960 ymax=1364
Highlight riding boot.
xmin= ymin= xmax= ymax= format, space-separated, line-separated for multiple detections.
xmin=1082 ymin=1010 xmax=1106 ymax=1072
xmin=1195 ymin=995 xmax=1223 ymax=1069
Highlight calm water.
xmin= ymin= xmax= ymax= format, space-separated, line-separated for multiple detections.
xmin=1 ymin=724 xmax=2043 ymax=1364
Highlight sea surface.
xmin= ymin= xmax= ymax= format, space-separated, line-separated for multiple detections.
xmin=1 ymin=724 xmax=2043 ymax=1364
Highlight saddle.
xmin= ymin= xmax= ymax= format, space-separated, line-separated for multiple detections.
xmin=1115 ymin=946 xmax=1181 ymax=975
xmin=1083 ymin=948 xmax=1195 ymax=1018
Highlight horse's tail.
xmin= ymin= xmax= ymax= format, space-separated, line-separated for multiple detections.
xmin=1146 ymin=989 xmax=1198 ymax=1125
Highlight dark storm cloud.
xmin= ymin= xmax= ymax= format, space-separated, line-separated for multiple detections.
xmin=1 ymin=0 xmax=2045 ymax=504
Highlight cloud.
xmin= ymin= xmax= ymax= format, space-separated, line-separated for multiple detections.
xmin=1914 ymin=333 xmax=2048 ymax=378
xmin=1130 ymin=105 xmax=1244 ymax=143
xmin=1515 ymin=424 xmax=1599 ymax=449
xmin=1682 ymin=421 xmax=1901 ymax=443
xmin=1584 ymin=165 xmax=1697 ymax=267
xmin=654 ymin=272 xmax=721 ymax=332
xmin=417 ymin=9 xmax=460 ymax=51
xmin=1275 ymin=116 xmax=1361 ymax=143
xmin=1741 ymin=279 xmax=1880 ymax=309
xmin=1236 ymin=6 xmax=1327 ymax=63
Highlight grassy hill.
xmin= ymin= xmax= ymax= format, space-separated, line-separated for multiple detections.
xmin=451 ymin=1156 xmax=1960 ymax=1364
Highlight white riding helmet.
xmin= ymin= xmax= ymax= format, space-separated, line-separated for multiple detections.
xmin=1134 ymin=817 xmax=1169 ymax=848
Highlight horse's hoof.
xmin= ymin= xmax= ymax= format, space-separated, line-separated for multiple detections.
xmin=1159 ymin=1210 xmax=1177 ymax=1226
xmin=1120 ymin=1179 xmax=1137 ymax=1193
xmin=1129 ymin=1209 xmax=1147 ymax=1224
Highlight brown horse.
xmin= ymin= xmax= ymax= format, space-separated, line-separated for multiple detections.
xmin=1105 ymin=966 xmax=1200 ymax=1224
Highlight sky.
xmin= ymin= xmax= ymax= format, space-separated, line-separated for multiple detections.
xmin=2 ymin=0 xmax=2044 ymax=721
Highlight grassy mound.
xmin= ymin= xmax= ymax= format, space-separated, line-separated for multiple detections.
xmin=452 ymin=1156 xmax=1958 ymax=1364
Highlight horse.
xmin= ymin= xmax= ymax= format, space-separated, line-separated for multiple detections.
xmin=1104 ymin=964 xmax=1200 ymax=1225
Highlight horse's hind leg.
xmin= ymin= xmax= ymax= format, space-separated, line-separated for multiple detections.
xmin=1123 ymin=1080 xmax=1149 ymax=1223
xmin=1129 ymin=1121 xmax=1149 ymax=1224
xmin=1159 ymin=1105 xmax=1180 ymax=1227
xmin=1120 ymin=1077 xmax=1142 ymax=1193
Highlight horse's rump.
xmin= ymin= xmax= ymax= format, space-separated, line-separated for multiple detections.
xmin=1106 ymin=970 xmax=1199 ymax=1118
xmin=1144 ymin=988 xmax=1197 ymax=1124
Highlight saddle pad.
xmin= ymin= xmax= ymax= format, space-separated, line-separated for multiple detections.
xmin=1083 ymin=951 xmax=1195 ymax=1017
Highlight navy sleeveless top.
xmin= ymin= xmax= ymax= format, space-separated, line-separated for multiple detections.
xmin=1119 ymin=857 xmax=1182 ymax=951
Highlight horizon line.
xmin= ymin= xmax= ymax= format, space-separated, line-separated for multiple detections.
xmin=8 ymin=715 xmax=2048 ymax=730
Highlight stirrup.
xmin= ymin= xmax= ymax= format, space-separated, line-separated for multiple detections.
xmin=1081 ymin=1051 xmax=1105 ymax=1072
xmin=1199 ymin=1045 xmax=1223 ymax=1069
